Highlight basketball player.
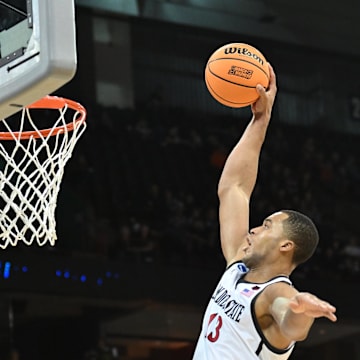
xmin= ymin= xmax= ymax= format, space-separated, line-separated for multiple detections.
xmin=192 ymin=64 xmax=337 ymax=359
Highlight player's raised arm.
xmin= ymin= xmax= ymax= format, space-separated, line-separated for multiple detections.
xmin=217 ymin=64 xmax=277 ymax=265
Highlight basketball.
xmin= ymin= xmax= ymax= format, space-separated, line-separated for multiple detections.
xmin=204 ymin=43 xmax=270 ymax=108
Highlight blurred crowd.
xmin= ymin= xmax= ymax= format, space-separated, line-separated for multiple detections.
xmin=56 ymin=103 xmax=360 ymax=282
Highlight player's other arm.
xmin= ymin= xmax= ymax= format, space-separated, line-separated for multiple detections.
xmin=218 ymin=64 xmax=277 ymax=265
xmin=268 ymin=285 xmax=337 ymax=342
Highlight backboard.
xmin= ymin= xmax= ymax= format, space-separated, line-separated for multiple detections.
xmin=0 ymin=0 xmax=77 ymax=119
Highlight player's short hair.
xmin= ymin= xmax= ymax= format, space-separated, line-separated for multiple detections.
xmin=281 ymin=209 xmax=319 ymax=266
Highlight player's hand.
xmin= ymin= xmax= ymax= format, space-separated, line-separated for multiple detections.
xmin=251 ymin=63 xmax=277 ymax=118
xmin=289 ymin=292 xmax=337 ymax=322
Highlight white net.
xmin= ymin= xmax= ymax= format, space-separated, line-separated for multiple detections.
xmin=0 ymin=96 xmax=87 ymax=249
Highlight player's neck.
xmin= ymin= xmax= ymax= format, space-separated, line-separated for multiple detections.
xmin=244 ymin=266 xmax=291 ymax=283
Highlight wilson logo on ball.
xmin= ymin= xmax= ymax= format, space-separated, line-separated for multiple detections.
xmin=224 ymin=46 xmax=265 ymax=66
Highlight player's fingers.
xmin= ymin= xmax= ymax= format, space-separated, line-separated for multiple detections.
xmin=319 ymin=301 xmax=336 ymax=312
xmin=319 ymin=302 xmax=337 ymax=321
xmin=326 ymin=312 xmax=337 ymax=322
xmin=267 ymin=63 xmax=277 ymax=93
xmin=256 ymin=84 xmax=266 ymax=95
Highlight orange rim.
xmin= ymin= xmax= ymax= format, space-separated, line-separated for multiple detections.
xmin=0 ymin=95 xmax=87 ymax=140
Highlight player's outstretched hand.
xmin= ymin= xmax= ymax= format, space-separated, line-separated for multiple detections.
xmin=289 ymin=292 xmax=337 ymax=322
xmin=251 ymin=63 xmax=277 ymax=118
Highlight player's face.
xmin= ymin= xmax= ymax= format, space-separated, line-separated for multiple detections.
xmin=241 ymin=211 xmax=288 ymax=268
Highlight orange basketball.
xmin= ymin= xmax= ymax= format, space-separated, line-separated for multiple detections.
xmin=204 ymin=43 xmax=270 ymax=108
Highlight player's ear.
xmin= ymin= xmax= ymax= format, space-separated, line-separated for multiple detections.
xmin=279 ymin=240 xmax=294 ymax=252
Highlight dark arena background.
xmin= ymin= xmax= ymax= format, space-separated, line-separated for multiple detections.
xmin=1 ymin=0 xmax=360 ymax=359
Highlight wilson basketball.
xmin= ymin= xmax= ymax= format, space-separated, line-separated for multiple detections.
xmin=205 ymin=43 xmax=270 ymax=108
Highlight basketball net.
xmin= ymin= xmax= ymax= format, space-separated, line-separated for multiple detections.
xmin=0 ymin=96 xmax=87 ymax=249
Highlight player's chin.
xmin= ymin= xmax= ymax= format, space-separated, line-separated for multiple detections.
xmin=241 ymin=252 xmax=251 ymax=264
xmin=242 ymin=245 xmax=250 ymax=254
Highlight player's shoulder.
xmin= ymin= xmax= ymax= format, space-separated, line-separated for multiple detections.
xmin=260 ymin=276 xmax=297 ymax=300
xmin=226 ymin=260 xmax=248 ymax=274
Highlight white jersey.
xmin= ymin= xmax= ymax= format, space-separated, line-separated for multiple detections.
xmin=193 ymin=262 xmax=295 ymax=360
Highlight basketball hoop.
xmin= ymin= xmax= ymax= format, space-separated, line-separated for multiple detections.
xmin=0 ymin=95 xmax=87 ymax=249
